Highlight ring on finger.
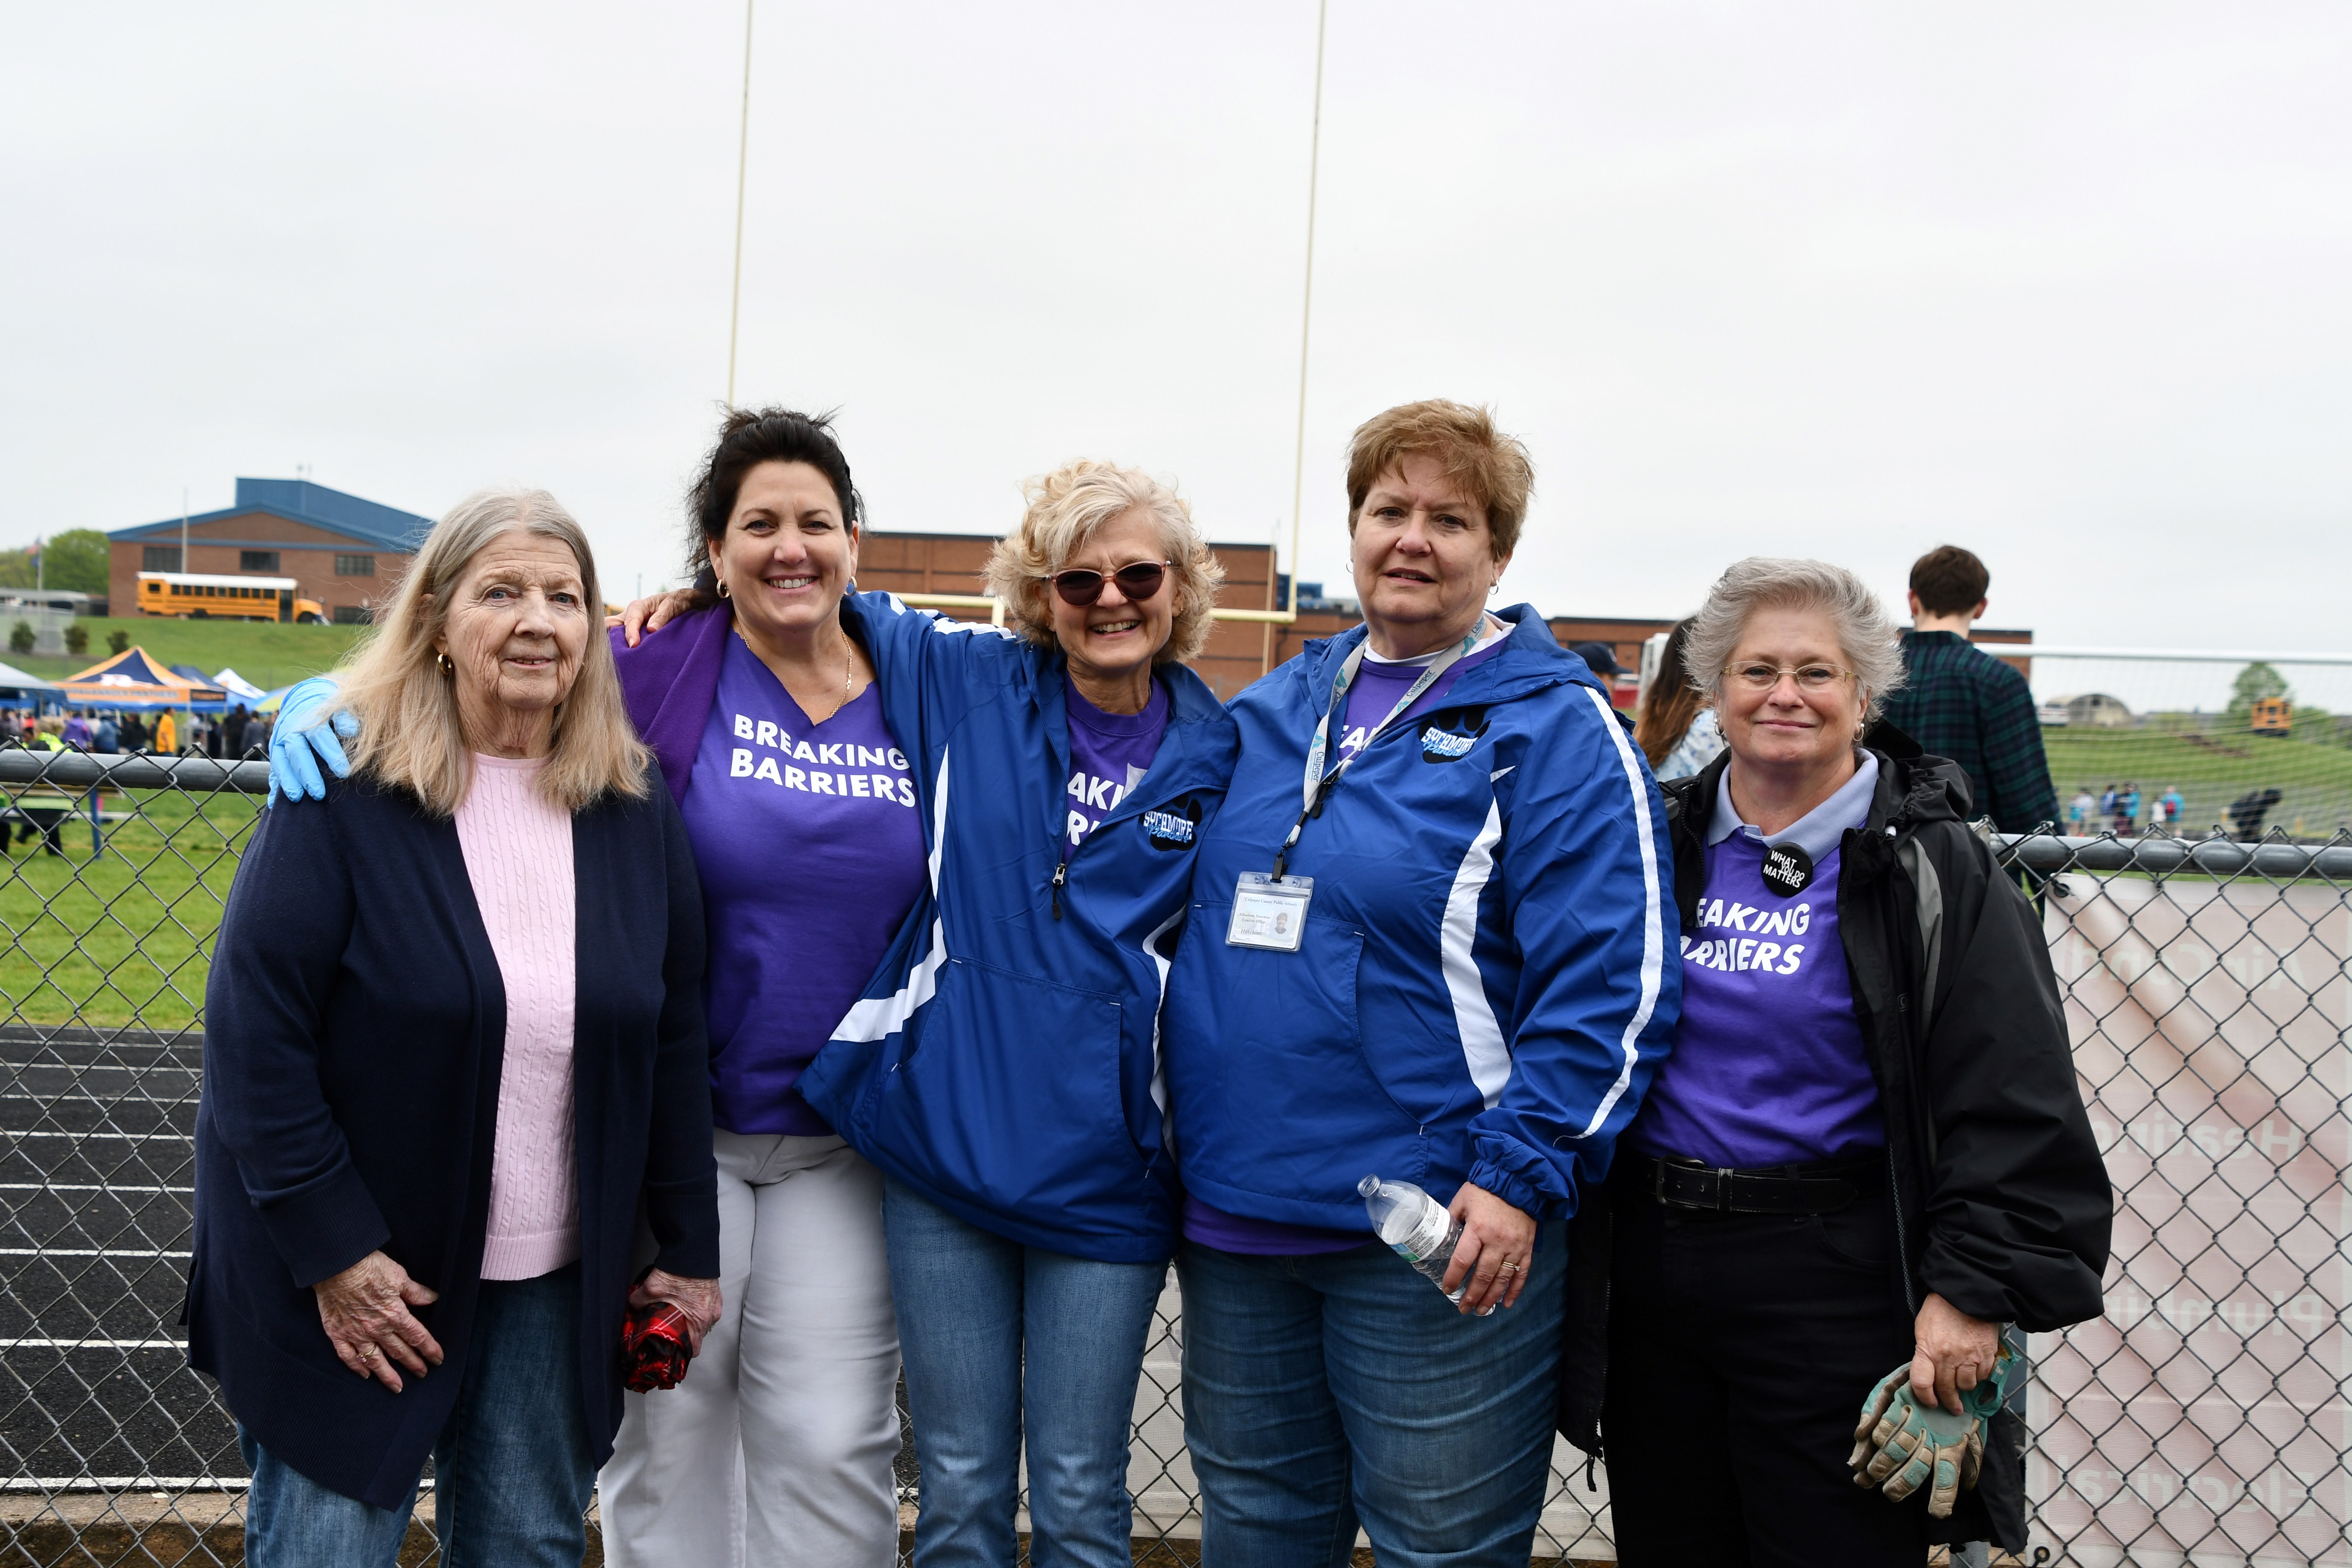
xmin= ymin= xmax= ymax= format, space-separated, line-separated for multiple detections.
xmin=359 ymin=1342 xmax=380 ymax=1360
xmin=1498 ymin=1261 xmax=1521 ymax=1275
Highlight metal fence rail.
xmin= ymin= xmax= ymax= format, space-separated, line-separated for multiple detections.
xmin=3 ymin=747 xmax=2347 ymax=1564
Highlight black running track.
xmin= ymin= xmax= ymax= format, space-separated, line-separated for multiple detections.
xmin=0 ymin=1026 xmax=228 ymax=1487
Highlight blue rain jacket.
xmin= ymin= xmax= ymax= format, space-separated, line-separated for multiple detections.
xmin=1162 ymin=606 xmax=1681 ymax=1228
xmin=800 ymin=592 xmax=1238 ymax=1263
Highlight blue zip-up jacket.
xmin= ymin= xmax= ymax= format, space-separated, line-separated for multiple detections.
xmin=799 ymin=592 xmax=1239 ymax=1263
xmin=1162 ymin=606 xmax=1680 ymax=1228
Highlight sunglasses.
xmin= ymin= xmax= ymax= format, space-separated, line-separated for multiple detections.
xmin=1043 ymin=561 xmax=1170 ymax=607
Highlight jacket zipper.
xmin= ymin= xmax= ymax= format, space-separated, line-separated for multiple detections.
xmin=1051 ymin=860 xmax=1065 ymax=921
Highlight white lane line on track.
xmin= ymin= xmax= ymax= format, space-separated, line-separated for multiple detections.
xmin=0 ymin=1184 xmax=192 ymax=1194
xmin=0 ymin=1249 xmax=190 ymax=1258
xmin=0 ymin=1338 xmax=187 ymax=1350
xmin=1 ymin=1133 xmax=191 ymax=1147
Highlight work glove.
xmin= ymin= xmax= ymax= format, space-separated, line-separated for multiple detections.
xmin=1848 ymin=1350 xmax=2014 ymax=1519
xmin=267 ymin=676 xmax=357 ymax=806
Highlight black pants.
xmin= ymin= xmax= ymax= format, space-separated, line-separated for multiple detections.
xmin=13 ymin=809 xmax=65 ymax=856
xmin=1603 ymin=1166 xmax=1927 ymax=1567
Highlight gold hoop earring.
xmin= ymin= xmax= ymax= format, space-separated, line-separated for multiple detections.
xmin=436 ymin=652 xmax=453 ymax=675
xmin=716 ymin=576 xmax=731 ymax=600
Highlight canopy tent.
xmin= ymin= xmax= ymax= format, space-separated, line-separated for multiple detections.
xmin=58 ymin=647 xmax=228 ymax=713
xmin=0 ymin=660 xmax=63 ymax=711
xmin=213 ymin=667 xmax=270 ymax=701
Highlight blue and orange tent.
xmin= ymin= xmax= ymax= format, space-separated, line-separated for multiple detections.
xmin=57 ymin=647 xmax=228 ymax=713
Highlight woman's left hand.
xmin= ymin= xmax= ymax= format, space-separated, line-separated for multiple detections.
xmin=1911 ymin=1292 xmax=2001 ymax=1415
xmin=630 ymin=1269 xmax=723 ymax=1356
xmin=1441 ymin=1183 xmax=1538 ymax=1315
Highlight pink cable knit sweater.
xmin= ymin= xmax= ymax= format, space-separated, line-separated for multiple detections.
xmin=454 ymin=754 xmax=581 ymax=1280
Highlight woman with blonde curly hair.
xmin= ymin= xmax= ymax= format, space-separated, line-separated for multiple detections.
xmin=796 ymin=456 xmax=1236 ymax=1568
xmin=600 ymin=444 xmax=1239 ymax=1568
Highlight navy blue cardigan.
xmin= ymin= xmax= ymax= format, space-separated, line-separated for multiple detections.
xmin=187 ymin=769 xmax=719 ymax=1509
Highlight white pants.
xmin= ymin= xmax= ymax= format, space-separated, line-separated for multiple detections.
xmin=599 ymin=1131 xmax=901 ymax=1568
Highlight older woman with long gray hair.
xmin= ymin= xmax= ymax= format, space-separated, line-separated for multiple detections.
xmin=192 ymin=489 xmax=720 ymax=1567
xmin=1557 ymin=557 xmax=2110 ymax=1564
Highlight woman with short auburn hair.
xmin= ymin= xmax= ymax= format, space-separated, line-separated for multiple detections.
xmin=1161 ymin=399 xmax=1678 ymax=1565
xmin=1561 ymin=556 xmax=2109 ymax=1563
xmin=195 ymin=488 xmax=719 ymax=1568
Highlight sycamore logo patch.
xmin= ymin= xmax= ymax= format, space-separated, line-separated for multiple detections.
xmin=1144 ymin=795 xmax=1204 ymax=850
xmin=1419 ymin=705 xmax=1490 ymax=763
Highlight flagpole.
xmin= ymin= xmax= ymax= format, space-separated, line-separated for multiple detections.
xmin=1283 ymin=0 xmax=1329 ymax=618
xmin=725 ymin=0 xmax=756 ymax=408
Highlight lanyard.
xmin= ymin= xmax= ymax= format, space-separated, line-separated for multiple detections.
xmin=1273 ymin=623 xmax=1486 ymax=879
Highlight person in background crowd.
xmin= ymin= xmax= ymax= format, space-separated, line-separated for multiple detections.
xmin=1161 ymin=401 xmax=1677 ymax=1566
xmin=120 ymin=713 xmax=148 ymax=754
xmin=1563 ymin=556 xmax=2110 ymax=1563
xmin=1569 ymin=640 xmax=1637 ymax=732
xmin=201 ymin=487 xmax=721 ymax=1568
xmin=155 ymin=709 xmax=178 ymax=755
xmin=1878 ymin=546 xmax=2057 ymax=832
xmin=61 ymin=710 xmax=90 ymax=749
xmin=1634 ymin=618 xmax=1726 ymax=782
xmin=93 ymin=711 xmax=119 ymax=755
xmin=223 ymin=704 xmax=250 ymax=758
xmin=11 ymin=716 xmax=73 ymax=856
xmin=2116 ymin=782 xmax=2139 ymax=836
xmin=2159 ymin=784 xmax=2184 ymax=831
xmin=2068 ymin=785 xmax=2093 ymax=836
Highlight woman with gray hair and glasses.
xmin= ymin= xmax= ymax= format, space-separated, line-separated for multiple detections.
xmin=1557 ymin=557 xmax=2110 ymax=1564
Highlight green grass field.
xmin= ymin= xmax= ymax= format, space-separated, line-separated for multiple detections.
xmin=2043 ymin=727 xmax=2352 ymax=838
xmin=8 ymin=618 xmax=369 ymax=693
xmin=0 ymin=788 xmax=256 ymax=1029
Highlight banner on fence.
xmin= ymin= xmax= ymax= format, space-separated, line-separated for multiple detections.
xmin=2031 ymin=872 xmax=2350 ymax=1567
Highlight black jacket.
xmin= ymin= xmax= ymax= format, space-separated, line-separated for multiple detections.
xmin=188 ymin=770 xmax=719 ymax=1509
xmin=1558 ymin=730 xmax=2112 ymax=1549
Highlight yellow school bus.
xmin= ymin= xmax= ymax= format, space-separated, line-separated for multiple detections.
xmin=137 ymin=572 xmax=327 ymax=624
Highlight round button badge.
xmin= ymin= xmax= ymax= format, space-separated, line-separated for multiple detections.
xmin=1760 ymin=841 xmax=1814 ymax=897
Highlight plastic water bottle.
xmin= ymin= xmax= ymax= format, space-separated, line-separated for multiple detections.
xmin=1360 ymin=1174 xmax=1489 ymax=1314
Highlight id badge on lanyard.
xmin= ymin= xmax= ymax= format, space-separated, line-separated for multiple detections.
xmin=1229 ymin=623 xmax=1486 ymax=953
xmin=1226 ymin=872 xmax=1314 ymax=952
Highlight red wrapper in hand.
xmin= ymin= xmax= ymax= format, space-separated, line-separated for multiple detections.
xmin=622 ymin=1300 xmax=696 ymax=1392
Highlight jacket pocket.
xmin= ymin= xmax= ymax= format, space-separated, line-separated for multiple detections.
xmin=874 ymin=957 xmax=1134 ymax=1217
xmin=1166 ymin=917 xmax=1423 ymax=1206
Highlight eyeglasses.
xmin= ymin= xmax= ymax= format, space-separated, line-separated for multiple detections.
xmin=1043 ymin=561 xmax=1170 ymax=607
xmin=1724 ymin=662 xmax=1854 ymax=692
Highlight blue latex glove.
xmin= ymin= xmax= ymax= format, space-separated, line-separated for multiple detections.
xmin=1848 ymin=1350 xmax=2014 ymax=1518
xmin=267 ymin=676 xmax=358 ymax=806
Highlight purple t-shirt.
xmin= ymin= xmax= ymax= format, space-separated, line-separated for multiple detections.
xmin=1183 ymin=629 xmax=1510 ymax=1257
xmin=1628 ymin=775 xmax=1886 ymax=1168
xmin=1064 ymin=676 xmax=1170 ymax=852
xmin=681 ymin=632 xmax=929 ymax=1135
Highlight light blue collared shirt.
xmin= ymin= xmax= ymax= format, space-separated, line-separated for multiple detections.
xmin=1707 ymin=750 xmax=1880 ymax=864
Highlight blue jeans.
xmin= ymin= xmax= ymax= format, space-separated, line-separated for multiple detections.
xmin=1176 ymin=1227 xmax=1566 ymax=1568
xmin=884 ymin=1178 xmax=1165 ymax=1568
xmin=240 ymin=1263 xmax=596 ymax=1568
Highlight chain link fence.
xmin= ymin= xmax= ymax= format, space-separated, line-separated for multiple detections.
xmin=3 ymin=746 xmax=2347 ymax=1564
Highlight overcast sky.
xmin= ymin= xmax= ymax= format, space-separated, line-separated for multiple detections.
xmin=6 ymin=3 xmax=2348 ymax=669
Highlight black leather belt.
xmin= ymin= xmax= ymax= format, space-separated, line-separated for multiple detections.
xmin=1628 ymin=1154 xmax=1882 ymax=1216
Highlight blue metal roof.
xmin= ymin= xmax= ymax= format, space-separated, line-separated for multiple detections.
xmin=110 ymin=478 xmax=431 ymax=551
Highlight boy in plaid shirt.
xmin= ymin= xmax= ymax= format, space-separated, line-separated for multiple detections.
xmin=1878 ymin=545 xmax=2059 ymax=833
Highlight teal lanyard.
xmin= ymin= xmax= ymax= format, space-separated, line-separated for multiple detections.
xmin=1273 ymin=624 xmax=1485 ymax=879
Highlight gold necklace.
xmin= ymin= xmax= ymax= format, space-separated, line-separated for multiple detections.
xmin=734 ymin=623 xmax=857 ymax=724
